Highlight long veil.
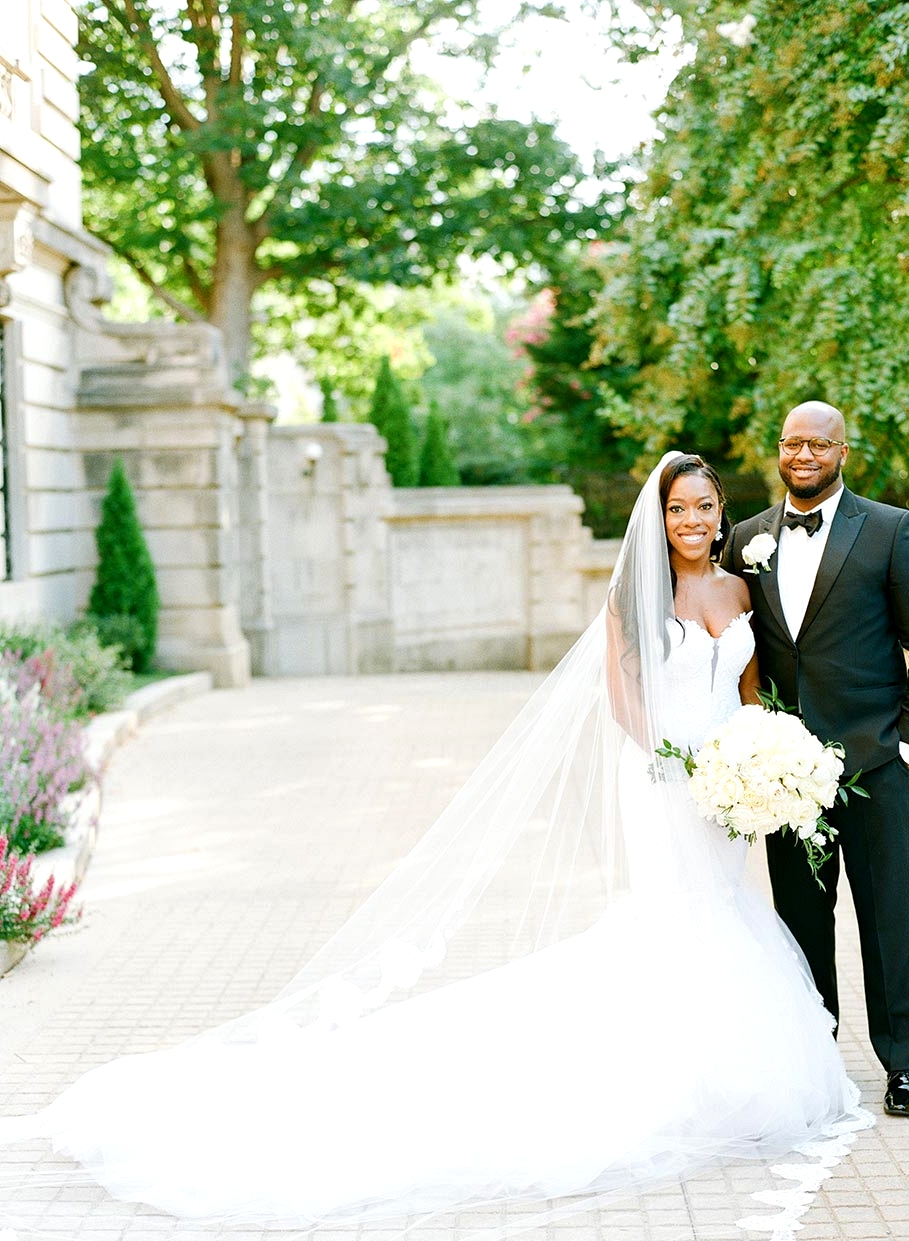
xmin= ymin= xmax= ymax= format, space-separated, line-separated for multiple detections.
xmin=220 ymin=447 xmax=678 ymax=1030
xmin=0 ymin=453 xmax=872 ymax=1241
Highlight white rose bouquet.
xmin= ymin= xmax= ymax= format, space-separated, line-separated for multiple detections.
xmin=656 ymin=683 xmax=868 ymax=886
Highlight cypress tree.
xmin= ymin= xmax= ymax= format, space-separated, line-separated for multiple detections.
xmin=368 ymin=356 xmax=418 ymax=486
xmin=320 ymin=377 xmax=339 ymax=422
xmin=418 ymin=404 xmax=460 ymax=486
xmin=88 ymin=459 xmax=159 ymax=672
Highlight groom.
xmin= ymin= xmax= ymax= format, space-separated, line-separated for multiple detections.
xmin=726 ymin=400 xmax=909 ymax=1116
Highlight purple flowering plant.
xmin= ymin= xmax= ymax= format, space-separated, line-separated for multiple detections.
xmin=0 ymin=625 xmax=114 ymax=948
xmin=0 ymin=681 xmax=92 ymax=855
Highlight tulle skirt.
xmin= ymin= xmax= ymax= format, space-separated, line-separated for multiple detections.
xmin=0 ymin=743 xmax=866 ymax=1235
xmin=2 ymin=888 xmax=858 ymax=1228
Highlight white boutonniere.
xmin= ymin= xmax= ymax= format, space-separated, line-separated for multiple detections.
xmin=741 ymin=532 xmax=777 ymax=574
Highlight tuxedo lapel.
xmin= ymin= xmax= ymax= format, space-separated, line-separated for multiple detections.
xmin=754 ymin=504 xmax=788 ymax=638
xmin=797 ymin=489 xmax=865 ymax=639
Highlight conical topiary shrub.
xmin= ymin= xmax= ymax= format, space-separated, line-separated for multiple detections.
xmin=320 ymin=377 xmax=340 ymax=423
xmin=87 ymin=459 xmax=159 ymax=673
xmin=368 ymin=356 xmax=418 ymax=486
xmin=418 ymin=404 xmax=460 ymax=486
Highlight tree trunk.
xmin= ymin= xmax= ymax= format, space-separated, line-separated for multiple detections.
xmin=209 ymin=194 xmax=260 ymax=383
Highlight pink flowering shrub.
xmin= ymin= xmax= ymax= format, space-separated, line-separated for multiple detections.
xmin=0 ymin=835 xmax=81 ymax=944
xmin=0 ymin=687 xmax=91 ymax=854
xmin=0 ymin=621 xmax=131 ymax=721
xmin=504 ymin=289 xmax=556 ymax=423
xmin=0 ymin=647 xmax=84 ymax=719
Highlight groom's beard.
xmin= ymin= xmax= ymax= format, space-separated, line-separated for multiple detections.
xmin=778 ymin=458 xmax=842 ymax=501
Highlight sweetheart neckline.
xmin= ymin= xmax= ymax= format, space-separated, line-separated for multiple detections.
xmin=674 ymin=610 xmax=753 ymax=641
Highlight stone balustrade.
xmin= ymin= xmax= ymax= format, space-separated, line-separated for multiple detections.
xmin=253 ymin=424 xmax=620 ymax=678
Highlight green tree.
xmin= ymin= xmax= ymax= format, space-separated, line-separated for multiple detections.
xmin=254 ymin=280 xmax=435 ymax=417
xmin=319 ymin=378 xmax=340 ymax=423
xmin=88 ymin=460 xmax=159 ymax=672
xmin=420 ymin=301 xmax=536 ymax=484
xmin=369 ymin=356 xmax=418 ymax=486
xmin=76 ymin=0 xmax=614 ymax=381
xmin=505 ymin=251 xmax=647 ymax=534
xmin=586 ymin=0 xmax=909 ymax=503
xmin=418 ymin=404 xmax=460 ymax=486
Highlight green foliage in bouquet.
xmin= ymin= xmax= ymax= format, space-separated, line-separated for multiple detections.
xmin=88 ymin=460 xmax=159 ymax=672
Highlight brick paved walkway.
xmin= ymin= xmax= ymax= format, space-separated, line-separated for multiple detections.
xmin=0 ymin=674 xmax=907 ymax=1240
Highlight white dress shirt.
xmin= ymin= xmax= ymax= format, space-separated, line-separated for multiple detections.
xmin=776 ymin=486 xmax=909 ymax=764
xmin=777 ymin=486 xmax=844 ymax=640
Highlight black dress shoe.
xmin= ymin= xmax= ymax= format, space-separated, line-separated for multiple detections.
xmin=884 ymin=1071 xmax=909 ymax=1115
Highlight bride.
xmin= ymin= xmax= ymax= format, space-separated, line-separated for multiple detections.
xmin=0 ymin=452 xmax=870 ymax=1240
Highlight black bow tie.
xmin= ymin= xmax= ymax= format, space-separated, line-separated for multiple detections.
xmin=782 ymin=510 xmax=823 ymax=536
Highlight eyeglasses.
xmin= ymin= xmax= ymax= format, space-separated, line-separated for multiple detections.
xmin=778 ymin=437 xmax=845 ymax=456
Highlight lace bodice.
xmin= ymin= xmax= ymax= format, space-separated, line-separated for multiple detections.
xmin=659 ymin=611 xmax=754 ymax=753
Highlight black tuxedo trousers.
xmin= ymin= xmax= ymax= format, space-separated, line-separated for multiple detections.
xmin=765 ymin=758 xmax=909 ymax=1070
xmin=727 ymin=489 xmax=909 ymax=1072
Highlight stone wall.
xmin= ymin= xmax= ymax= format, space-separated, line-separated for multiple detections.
xmin=69 ymin=308 xmax=252 ymax=687
xmin=255 ymin=424 xmax=619 ymax=678
xmin=388 ymin=486 xmax=587 ymax=672
xmin=579 ymin=538 xmax=622 ymax=627
xmin=259 ymin=423 xmax=392 ymax=676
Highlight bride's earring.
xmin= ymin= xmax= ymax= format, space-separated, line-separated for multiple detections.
xmin=715 ymin=529 xmax=724 ymax=543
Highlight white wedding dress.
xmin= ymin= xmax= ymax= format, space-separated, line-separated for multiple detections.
xmin=0 ymin=611 xmax=867 ymax=1238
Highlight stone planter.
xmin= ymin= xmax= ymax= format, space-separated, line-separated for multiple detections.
xmin=0 ymin=940 xmax=29 ymax=978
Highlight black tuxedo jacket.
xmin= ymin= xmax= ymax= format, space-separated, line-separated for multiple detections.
xmin=726 ymin=488 xmax=909 ymax=777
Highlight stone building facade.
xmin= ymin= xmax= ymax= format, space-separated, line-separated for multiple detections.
xmin=0 ymin=1 xmax=616 ymax=687
xmin=1 ymin=0 xmax=89 ymax=621
xmin=0 ymin=0 xmax=252 ymax=686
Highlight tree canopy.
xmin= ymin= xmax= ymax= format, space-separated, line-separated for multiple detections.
xmin=419 ymin=299 xmax=538 ymax=484
xmin=586 ymin=0 xmax=909 ymax=502
xmin=509 ymin=250 xmax=645 ymax=533
xmin=77 ymin=0 xmax=614 ymax=381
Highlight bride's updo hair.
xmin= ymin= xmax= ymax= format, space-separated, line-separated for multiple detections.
xmin=658 ymin=453 xmax=731 ymax=561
